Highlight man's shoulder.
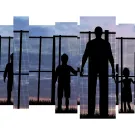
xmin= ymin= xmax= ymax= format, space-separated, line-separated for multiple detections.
xmin=102 ymin=39 xmax=110 ymax=44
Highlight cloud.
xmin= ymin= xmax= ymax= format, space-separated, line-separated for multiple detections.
xmin=80 ymin=16 xmax=116 ymax=32
xmin=0 ymin=25 xmax=13 ymax=36
xmin=116 ymin=24 xmax=135 ymax=37
xmin=29 ymin=25 xmax=55 ymax=36
xmin=14 ymin=16 xmax=29 ymax=30
xmin=55 ymin=22 xmax=79 ymax=36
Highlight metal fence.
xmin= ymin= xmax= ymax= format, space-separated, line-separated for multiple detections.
xmin=116 ymin=37 xmax=135 ymax=111
xmin=13 ymin=30 xmax=29 ymax=109
xmin=0 ymin=30 xmax=134 ymax=110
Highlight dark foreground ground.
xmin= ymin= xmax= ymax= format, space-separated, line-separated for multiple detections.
xmin=29 ymin=100 xmax=54 ymax=105
xmin=119 ymin=109 xmax=134 ymax=113
xmin=0 ymin=101 xmax=13 ymax=105
xmin=55 ymin=108 xmax=77 ymax=113
xmin=80 ymin=113 xmax=116 ymax=119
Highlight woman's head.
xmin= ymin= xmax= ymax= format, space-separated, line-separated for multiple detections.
xmin=123 ymin=67 xmax=130 ymax=77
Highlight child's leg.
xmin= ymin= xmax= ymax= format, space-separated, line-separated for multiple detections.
xmin=58 ymin=98 xmax=62 ymax=110
xmin=65 ymin=98 xmax=69 ymax=110
xmin=127 ymin=102 xmax=131 ymax=112
xmin=124 ymin=102 xmax=126 ymax=112
xmin=57 ymin=84 xmax=63 ymax=110
xmin=64 ymin=84 xmax=70 ymax=111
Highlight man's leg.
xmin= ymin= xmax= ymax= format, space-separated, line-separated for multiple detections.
xmin=121 ymin=102 xmax=124 ymax=112
xmin=124 ymin=102 xmax=126 ymax=112
xmin=88 ymin=71 xmax=97 ymax=117
xmin=99 ymin=69 xmax=108 ymax=117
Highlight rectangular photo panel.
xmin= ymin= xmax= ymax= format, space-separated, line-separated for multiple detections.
xmin=117 ymin=24 xmax=135 ymax=113
xmin=13 ymin=16 xmax=29 ymax=109
xmin=0 ymin=25 xmax=13 ymax=105
xmin=80 ymin=16 xmax=116 ymax=119
xmin=54 ymin=22 xmax=80 ymax=113
xmin=29 ymin=25 xmax=55 ymax=105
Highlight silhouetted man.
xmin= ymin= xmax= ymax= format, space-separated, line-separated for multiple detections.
xmin=80 ymin=26 xmax=115 ymax=117
xmin=3 ymin=53 xmax=13 ymax=104
xmin=55 ymin=54 xmax=77 ymax=111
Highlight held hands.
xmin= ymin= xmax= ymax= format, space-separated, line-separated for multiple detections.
xmin=112 ymin=68 xmax=116 ymax=81
xmin=3 ymin=78 xmax=6 ymax=83
xmin=80 ymin=68 xmax=84 ymax=77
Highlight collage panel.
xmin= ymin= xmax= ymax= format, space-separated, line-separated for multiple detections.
xmin=80 ymin=16 xmax=116 ymax=119
xmin=55 ymin=22 xmax=79 ymax=113
xmin=0 ymin=25 xmax=13 ymax=105
xmin=29 ymin=25 xmax=55 ymax=105
xmin=13 ymin=16 xmax=29 ymax=109
xmin=117 ymin=24 xmax=135 ymax=113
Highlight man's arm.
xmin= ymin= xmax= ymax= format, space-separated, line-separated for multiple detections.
xmin=80 ymin=42 xmax=89 ymax=73
xmin=54 ymin=66 xmax=59 ymax=84
xmin=3 ymin=64 xmax=8 ymax=82
xmin=70 ymin=66 xmax=77 ymax=76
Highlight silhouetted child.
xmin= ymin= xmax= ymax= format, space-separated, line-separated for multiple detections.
xmin=55 ymin=54 xmax=77 ymax=111
xmin=116 ymin=68 xmax=135 ymax=112
xmin=3 ymin=53 xmax=13 ymax=104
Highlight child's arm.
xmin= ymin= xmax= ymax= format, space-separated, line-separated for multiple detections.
xmin=115 ymin=80 xmax=122 ymax=83
xmin=131 ymin=78 xmax=135 ymax=84
xmin=70 ymin=66 xmax=77 ymax=76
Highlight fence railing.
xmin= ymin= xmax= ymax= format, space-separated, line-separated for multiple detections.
xmin=0 ymin=30 xmax=135 ymax=108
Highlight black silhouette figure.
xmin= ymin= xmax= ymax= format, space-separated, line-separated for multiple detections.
xmin=116 ymin=67 xmax=135 ymax=113
xmin=80 ymin=26 xmax=115 ymax=117
xmin=3 ymin=53 xmax=13 ymax=104
xmin=55 ymin=54 xmax=77 ymax=111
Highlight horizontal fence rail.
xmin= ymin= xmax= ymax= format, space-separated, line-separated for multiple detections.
xmin=0 ymin=30 xmax=135 ymax=107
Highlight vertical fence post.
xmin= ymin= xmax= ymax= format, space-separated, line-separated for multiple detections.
xmin=59 ymin=35 xmax=61 ymax=65
xmin=8 ymin=37 xmax=11 ymax=63
xmin=51 ymin=36 xmax=56 ymax=104
xmin=17 ymin=31 xmax=23 ymax=109
xmin=116 ymin=64 xmax=119 ymax=105
xmin=37 ymin=36 xmax=42 ymax=102
xmin=120 ymin=37 xmax=123 ymax=111
xmin=88 ymin=31 xmax=91 ymax=116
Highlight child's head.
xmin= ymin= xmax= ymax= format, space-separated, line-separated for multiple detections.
xmin=123 ymin=67 xmax=130 ymax=77
xmin=61 ymin=53 xmax=68 ymax=64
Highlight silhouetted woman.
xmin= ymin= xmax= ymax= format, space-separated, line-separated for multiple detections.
xmin=3 ymin=53 xmax=13 ymax=104
xmin=116 ymin=67 xmax=135 ymax=112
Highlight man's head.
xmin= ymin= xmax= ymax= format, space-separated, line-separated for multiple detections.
xmin=61 ymin=53 xmax=68 ymax=64
xmin=94 ymin=26 xmax=103 ymax=39
xmin=10 ymin=53 xmax=13 ymax=62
